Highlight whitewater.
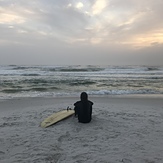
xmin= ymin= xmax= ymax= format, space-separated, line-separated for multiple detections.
xmin=0 ymin=65 xmax=163 ymax=99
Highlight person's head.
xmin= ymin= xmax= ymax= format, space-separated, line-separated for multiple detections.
xmin=80 ymin=92 xmax=88 ymax=101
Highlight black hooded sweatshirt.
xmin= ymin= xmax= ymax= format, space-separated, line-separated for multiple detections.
xmin=74 ymin=92 xmax=93 ymax=123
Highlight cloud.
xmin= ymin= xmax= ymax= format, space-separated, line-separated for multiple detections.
xmin=76 ymin=2 xmax=84 ymax=9
xmin=0 ymin=0 xmax=163 ymax=65
xmin=92 ymin=0 xmax=108 ymax=15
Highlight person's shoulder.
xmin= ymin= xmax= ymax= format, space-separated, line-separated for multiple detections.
xmin=88 ymin=100 xmax=93 ymax=105
xmin=74 ymin=101 xmax=81 ymax=106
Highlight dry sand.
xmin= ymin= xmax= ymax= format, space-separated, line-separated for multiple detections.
xmin=0 ymin=96 xmax=163 ymax=163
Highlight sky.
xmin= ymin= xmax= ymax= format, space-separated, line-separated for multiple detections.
xmin=0 ymin=0 xmax=163 ymax=66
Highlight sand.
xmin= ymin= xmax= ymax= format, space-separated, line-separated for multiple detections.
xmin=0 ymin=96 xmax=163 ymax=163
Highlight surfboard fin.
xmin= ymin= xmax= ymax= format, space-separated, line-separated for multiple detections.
xmin=67 ymin=106 xmax=72 ymax=111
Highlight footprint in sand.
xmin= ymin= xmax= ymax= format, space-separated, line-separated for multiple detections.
xmin=58 ymin=131 xmax=70 ymax=142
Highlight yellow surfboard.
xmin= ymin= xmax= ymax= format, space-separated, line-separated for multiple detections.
xmin=41 ymin=109 xmax=74 ymax=128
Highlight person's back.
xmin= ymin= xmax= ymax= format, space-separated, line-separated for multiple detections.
xmin=74 ymin=92 xmax=93 ymax=123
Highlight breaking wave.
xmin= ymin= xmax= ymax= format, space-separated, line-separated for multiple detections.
xmin=0 ymin=65 xmax=163 ymax=99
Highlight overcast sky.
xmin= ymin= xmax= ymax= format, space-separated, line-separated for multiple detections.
xmin=0 ymin=0 xmax=163 ymax=65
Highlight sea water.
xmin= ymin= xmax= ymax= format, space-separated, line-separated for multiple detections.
xmin=0 ymin=65 xmax=163 ymax=99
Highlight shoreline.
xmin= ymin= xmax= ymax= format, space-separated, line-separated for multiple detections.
xmin=1 ymin=93 xmax=163 ymax=100
xmin=1 ymin=94 xmax=163 ymax=113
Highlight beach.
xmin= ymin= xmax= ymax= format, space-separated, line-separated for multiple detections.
xmin=0 ymin=96 xmax=163 ymax=163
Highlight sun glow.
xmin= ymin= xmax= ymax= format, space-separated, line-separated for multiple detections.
xmin=92 ymin=0 xmax=107 ymax=15
xmin=0 ymin=13 xmax=25 ymax=24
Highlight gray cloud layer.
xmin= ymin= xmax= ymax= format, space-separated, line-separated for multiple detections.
xmin=0 ymin=0 xmax=163 ymax=65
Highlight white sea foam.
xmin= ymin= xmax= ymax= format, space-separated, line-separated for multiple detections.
xmin=0 ymin=65 xmax=163 ymax=99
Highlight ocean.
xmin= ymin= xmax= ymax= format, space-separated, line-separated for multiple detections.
xmin=0 ymin=65 xmax=163 ymax=99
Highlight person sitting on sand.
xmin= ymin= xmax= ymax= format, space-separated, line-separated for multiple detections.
xmin=74 ymin=92 xmax=93 ymax=123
